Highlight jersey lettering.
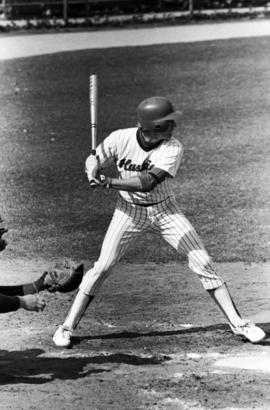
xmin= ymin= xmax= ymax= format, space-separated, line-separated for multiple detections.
xmin=118 ymin=158 xmax=155 ymax=172
xmin=96 ymin=128 xmax=183 ymax=205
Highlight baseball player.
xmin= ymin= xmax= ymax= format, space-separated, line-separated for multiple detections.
xmin=53 ymin=96 xmax=265 ymax=347
xmin=0 ymin=217 xmax=83 ymax=313
xmin=0 ymin=217 xmax=45 ymax=313
xmin=0 ymin=284 xmax=46 ymax=313
xmin=0 ymin=266 xmax=83 ymax=314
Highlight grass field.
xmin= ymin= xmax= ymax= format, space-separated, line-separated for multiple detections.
xmin=1 ymin=30 xmax=270 ymax=410
xmin=0 ymin=36 xmax=270 ymax=264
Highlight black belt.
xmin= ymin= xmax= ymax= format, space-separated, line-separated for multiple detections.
xmin=133 ymin=198 xmax=169 ymax=207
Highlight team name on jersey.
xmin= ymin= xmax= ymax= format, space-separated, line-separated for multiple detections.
xmin=118 ymin=158 xmax=155 ymax=172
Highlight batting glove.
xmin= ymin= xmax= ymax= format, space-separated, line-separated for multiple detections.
xmin=99 ymin=175 xmax=112 ymax=189
xmin=85 ymin=154 xmax=100 ymax=185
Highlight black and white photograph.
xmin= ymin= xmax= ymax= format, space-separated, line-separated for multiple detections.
xmin=1 ymin=1 xmax=270 ymax=408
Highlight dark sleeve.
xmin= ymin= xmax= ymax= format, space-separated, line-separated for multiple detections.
xmin=0 ymin=284 xmax=25 ymax=296
xmin=148 ymin=167 xmax=170 ymax=182
xmin=0 ymin=293 xmax=20 ymax=313
xmin=109 ymin=167 xmax=170 ymax=193
xmin=139 ymin=167 xmax=170 ymax=192
xmin=0 ymin=277 xmax=45 ymax=296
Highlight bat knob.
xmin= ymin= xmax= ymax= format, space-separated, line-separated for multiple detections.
xmin=89 ymin=179 xmax=98 ymax=187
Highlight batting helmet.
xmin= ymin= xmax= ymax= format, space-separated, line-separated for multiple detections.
xmin=137 ymin=96 xmax=182 ymax=130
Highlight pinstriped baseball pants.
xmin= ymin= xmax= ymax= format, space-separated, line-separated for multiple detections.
xmin=80 ymin=195 xmax=224 ymax=295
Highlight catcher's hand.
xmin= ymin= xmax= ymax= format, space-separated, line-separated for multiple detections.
xmin=0 ymin=216 xmax=8 ymax=252
xmin=44 ymin=260 xmax=84 ymax=293
xmin=19 ymin=294 xmax=46 ymax=312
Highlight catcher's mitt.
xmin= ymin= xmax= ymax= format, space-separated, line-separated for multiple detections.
xmin=0 ymin=216 xmax=8 ymax=252
xmin=44 ymin=260 xmax=84 ymax=293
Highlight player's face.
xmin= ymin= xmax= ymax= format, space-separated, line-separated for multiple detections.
xmin=141 ymin=121 xmax=175 ymax=144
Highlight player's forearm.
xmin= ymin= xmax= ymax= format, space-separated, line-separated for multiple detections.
xmin=0 ymin=279 xmax=45 ymax=297
xmin=0 ymin=293 xmax=20 ymax=313
xmin=109 ymin=177 xmax=143 ymax=192
xmin=0 ymin=274 xmax=48 ymax=297
xmin=109 ymin=175 xmax=157 ymax=192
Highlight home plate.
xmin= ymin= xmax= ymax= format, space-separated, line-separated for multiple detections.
xmin=214 ymin=354 xmax=270 ymax=373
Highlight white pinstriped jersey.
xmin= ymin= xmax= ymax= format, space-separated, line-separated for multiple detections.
xmin=96 ymin=127 xmax=183 ymax=205
xmin=80 ymin=127 xmax=224 ymax=296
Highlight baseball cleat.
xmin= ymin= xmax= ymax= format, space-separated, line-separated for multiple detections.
xmin=53 ymin=325 xmax=73 ymax=347
xmin=229 ymin=320 xmax=266 ymax=343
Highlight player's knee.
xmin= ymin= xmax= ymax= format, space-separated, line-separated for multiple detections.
xmin=188 ymin=250 xmax=224 ymax=289
xmin=79 ymin=266 xmax=103 ymax=294
xmin=188 ymin=249 xmax=211 ymax=273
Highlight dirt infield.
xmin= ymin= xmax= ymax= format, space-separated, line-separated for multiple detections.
xmin=0 ymin=259 xmax=270 ymax=409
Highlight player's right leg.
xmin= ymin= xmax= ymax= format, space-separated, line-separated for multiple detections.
xmin=53 ymin=198 xmax=149 ymax=347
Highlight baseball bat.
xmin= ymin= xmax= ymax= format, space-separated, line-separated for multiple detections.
xmin=88 ymin=74 xmax=99 ymax=186
xmin=89 ymin=74 xmax=98 ymax=152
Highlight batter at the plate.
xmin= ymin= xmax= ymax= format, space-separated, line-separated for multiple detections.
xmin=53 ymin=96 xmax=265 ymax=347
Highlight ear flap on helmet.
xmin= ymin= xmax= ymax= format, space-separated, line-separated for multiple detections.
xmin=137 ymin=96 xmax=182 ymax=129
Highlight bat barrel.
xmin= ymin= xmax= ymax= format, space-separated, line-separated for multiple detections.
xmin=89 ymin=74 xmax=98 ymax=150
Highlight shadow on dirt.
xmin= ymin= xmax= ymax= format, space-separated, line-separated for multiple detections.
xmin=71 ymin=322 xmax=270 ymax=345
xmin=73 ymin=323 xmax=229 ymax=342
xmin=0 ymin=348 xmax=170 ymax=385
xmin=1 ymin=323 xmax=269 ymax=386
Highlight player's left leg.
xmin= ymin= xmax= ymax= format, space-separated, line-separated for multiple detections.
xmin=155 ymin=199 xmax=265 ymax=343
xmin=53 ymin=198 xmax=150 ymax=347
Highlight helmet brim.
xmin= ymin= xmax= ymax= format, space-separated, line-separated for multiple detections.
xmin=139 ymin=110 xmax=183 ymax=129
xmin=154 ymin=110 xmax=183 ymax=124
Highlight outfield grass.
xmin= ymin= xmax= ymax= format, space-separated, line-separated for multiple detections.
xmin=0 ymin=36 xmax=270 ymax=263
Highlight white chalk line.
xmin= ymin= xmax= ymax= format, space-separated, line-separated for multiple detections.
xmin=39 ymin=349 xmax=270 ymax=373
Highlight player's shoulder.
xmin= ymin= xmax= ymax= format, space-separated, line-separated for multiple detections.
xmin=110 ymin=127 xmax=137 ymax=136
xmin=108 ymin=127 xmax=137 ymax=141
xmin=109 ymin=127 xmax=138 ymax=144
xmin=163 ymin=137 xmax=183 ymax=152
